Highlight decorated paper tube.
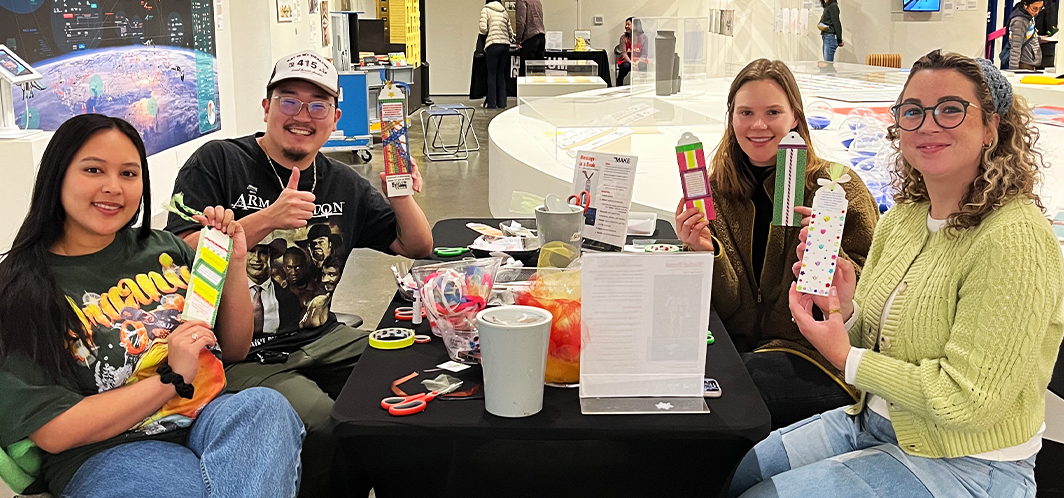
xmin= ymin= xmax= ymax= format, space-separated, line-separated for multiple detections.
xmin=774 ymin=131 xmax=807 ymax=226
xmin=796 ymin=164 xmax=850 ymax=296
xmin=379 ymin=83 xmax=414 ymax=196
xmin=676 ymin=132 xmax=716 ymax=220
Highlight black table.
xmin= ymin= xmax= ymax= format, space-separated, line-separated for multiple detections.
xmin=469 ymin=48 xmax=614 ymax=100
xmin=331 ymin=218 xmax=770 ymax=498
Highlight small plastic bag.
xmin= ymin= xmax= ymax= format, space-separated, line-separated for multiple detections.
xmin=411 ymin=257 xmax=503 ymax=361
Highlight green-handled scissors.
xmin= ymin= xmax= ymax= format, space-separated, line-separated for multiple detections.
xmin=434 ymin=247 xmax=469 ymax=257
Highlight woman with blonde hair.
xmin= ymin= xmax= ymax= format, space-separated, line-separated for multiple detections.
xmin=730 ymin=49 xmax=1063 ymax=497
xmin=676 ymin=58 xmax=879 ymax=428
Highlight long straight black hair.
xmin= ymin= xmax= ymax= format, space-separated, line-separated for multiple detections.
xmin=0 ymin=114 xmax=151 ymax=379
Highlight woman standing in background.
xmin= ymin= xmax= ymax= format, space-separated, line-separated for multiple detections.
xmin=818 ymin=0 xmax=844 ymax=62
xmin=480 ymin=0 xmax=515 ymax=109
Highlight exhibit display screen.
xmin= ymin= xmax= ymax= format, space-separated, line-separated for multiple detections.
xmin=0 ymin=45 xmax=42 ymax=83
xmin=903 ymin=0 xmax=941 ymax=12
xmin=0 ymin=0 xmax=221 ymax=154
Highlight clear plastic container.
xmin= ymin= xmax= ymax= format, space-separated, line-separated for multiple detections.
xmin=805 ymin=100 xmax=834 ymax=130
xmin=411 ymin=257 xmax=504 ymax=361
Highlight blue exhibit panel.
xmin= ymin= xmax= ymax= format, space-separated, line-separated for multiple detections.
xmin=903 ymin=0 xmax=941 ymax=12
xmin=335 ymin=72 xmax=370 ymax=137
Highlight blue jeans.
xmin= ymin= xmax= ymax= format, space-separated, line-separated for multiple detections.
xmin=729 ymin=407 xmax=1037 ymax=498
xmin=63 ymin=388 xmax=305 ymax=498
xmin=822 ymin=33 xmax=838 ymax=62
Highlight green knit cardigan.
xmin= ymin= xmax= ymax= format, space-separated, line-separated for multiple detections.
xmin=845 ymin=197 xmax=1064 ymax=458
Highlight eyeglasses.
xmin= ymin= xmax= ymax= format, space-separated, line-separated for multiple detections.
xmin=890 ymin=99 xmax=979 ymax=132
xmin=272 ymin=96 xmax=335 ymax=120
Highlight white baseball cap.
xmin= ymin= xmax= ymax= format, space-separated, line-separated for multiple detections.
xmin=267 ymin=51 xmax=339 ymax=98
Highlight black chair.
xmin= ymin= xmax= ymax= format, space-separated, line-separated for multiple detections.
xmin=334 ymin=312 xmax=364 ymax=329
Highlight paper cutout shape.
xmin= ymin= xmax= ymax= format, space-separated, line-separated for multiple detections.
xmin=796 ymin=172 xmax=850 ymax=296
xmin=676 ymin=132 xmax=716 ymax=221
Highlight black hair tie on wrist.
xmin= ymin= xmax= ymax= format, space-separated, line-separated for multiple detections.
xmin=157 ymin=362 xmax=195 ymax=399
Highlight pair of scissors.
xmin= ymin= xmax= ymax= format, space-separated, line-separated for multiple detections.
xmin=567 ymin=190 xmax=591 ymax=212
xmin=434 ymin=247 xmax=469 ymax=257
xmin=395 ymin=306 xmax=426 ymax=320
xmin=380 ymin=382 xmax=462 ymax=416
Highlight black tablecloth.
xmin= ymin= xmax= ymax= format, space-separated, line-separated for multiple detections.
xmin=469 ymin=49 xmax=614 ymax=100
xmin=331 ymin=218 xmax=770 ymax=497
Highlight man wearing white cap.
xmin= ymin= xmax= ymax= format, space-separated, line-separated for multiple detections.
xmin=165 ymin=51 xmax=432 ymax=497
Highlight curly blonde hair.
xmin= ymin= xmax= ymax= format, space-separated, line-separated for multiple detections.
xmin=887 ymin=50 xmax=1046 ymax=232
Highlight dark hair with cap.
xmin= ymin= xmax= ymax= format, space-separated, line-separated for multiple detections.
xmin=888 ymin=49 xmax=1046 ymax=232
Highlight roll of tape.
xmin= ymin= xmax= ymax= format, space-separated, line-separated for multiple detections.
xmin=369 ymin=328 xmax=416 ymax=350
xmin=414 ymin=334 xmax=432 ymax=344
xmin=645 ymin=244 xmax=681 ymax=253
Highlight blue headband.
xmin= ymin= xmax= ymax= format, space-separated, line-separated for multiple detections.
xmin=974 ymin=58 xmax=1013 ymax=116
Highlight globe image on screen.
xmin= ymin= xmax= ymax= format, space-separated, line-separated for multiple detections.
xmin=13 ymin=45 xmax=220 ymax=155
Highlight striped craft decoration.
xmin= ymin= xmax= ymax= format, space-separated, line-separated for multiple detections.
xmin=774 ymin=132 xmax=807 ymax=226
xmin=676 ymin=133 xmax=716 ymax=220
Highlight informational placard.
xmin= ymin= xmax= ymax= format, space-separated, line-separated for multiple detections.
xmin=546 ymin=31 xmax=564 ymax=50
xmin=571 ymin=151 xmax=638 ymax=252
xmin=182 ymin=227 xmax=233 ymax=327
xmin=579 ymin=252 xmax=713 ymax=402
xmin=378 ymin=84 xmax=414 ymax=197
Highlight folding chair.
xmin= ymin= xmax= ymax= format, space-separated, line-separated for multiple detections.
xmin=433 ymin=103 xmax=480 ymax=152
xmin=419 ymin=106 xmax=469 ymax=161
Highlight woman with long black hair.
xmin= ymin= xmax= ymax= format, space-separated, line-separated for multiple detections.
xmin=0 ymin=114 xmax=304 ymax=497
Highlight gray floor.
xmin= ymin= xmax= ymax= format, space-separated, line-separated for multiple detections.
xmin=328 ymin=96 xmax=500 ymax=331
xmin=0 ymin=96 xmax=501 ymax=498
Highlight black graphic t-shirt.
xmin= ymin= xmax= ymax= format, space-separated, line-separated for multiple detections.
xmin=164 ymin=133 xmax=398 ymax=357
xmin=0 ymin=229 xmax=224 ymax=496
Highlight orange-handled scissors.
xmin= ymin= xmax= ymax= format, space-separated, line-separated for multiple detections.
xmin=567 ymin=190 xmax=591 ymax=212
xmin=380 ymin=382 xmax=462 ymax=416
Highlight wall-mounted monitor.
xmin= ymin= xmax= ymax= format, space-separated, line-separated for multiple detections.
xmin=903 ymin=0 xmax=942 ymax=12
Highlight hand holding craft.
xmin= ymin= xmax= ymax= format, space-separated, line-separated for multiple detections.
xmin=788 ymin=284 xmax=850 ymax=370
xmin=194 ymin=205 xmax=247 ymax=261
xmin=674 ymin=199 xmax=714 ymax=252
xmin=166 ymin=320 xmax=216 ymax=383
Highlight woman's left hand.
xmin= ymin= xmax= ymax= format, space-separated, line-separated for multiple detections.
xmin=788 ymin=283 xmax=851 ymax=370
xmin=193 ymin=205 xmax=247 ymax=261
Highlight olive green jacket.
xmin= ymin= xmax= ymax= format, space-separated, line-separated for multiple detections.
xmin=708 ymin=164 xmax=879 ymax=399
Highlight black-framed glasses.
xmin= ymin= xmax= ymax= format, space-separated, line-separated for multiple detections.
xmin=272 ymin=96 xmax=335 ymax=120
xmin=891 ymin=99 xmax=979 ymax=132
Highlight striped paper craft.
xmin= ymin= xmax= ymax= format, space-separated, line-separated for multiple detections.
xmin=676 ymin=132 xmax=716 ymax=220
xmin=379 ymin=84 xmax=414 ymax=196
xmin=774 ymin=132 xmax=807 ymax=226
xmin=181 ymin=227 xmax=232 ymax=327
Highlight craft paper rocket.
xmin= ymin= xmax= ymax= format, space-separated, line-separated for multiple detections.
xmin=379 ymin=83 xmax=414 ymax=197
xmin=676 ymin=132 xmax=716 ymax=220
xmin=774 ymin=132 xmax=807 ymax=226
xmin=796 ymin=166 xmax=850 ymax=297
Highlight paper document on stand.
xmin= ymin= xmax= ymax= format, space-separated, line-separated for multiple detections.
xmin=579 ymin=252 xmax=713 ymax=398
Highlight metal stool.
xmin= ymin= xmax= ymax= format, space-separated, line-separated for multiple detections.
xmin=433 ymin=103 xmax=480 ymax=152
xmin=419 ymin=106 xmax=470 ymax=161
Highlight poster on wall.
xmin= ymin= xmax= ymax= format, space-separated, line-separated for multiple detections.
xmin=309 ymin=0 xmax=319 ymax=14
xmin=277 ymin=0 xmax=295 ymax=22
xmin=321 ymin=1 xmax=330 ymax=47
xmin=2 ymin=0 xmax=222 ymax=156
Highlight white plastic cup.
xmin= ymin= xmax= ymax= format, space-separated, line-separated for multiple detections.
xmin=476 ymin=305 xmax=554 ymax=418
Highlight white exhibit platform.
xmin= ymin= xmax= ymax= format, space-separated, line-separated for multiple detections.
xmin=489 ymin=68 xmax=1064 ymax=220
xmin=517 ymin=76 xmax=608 ymax=98
xmin=0 ymin=132 xmax=50 ymax=249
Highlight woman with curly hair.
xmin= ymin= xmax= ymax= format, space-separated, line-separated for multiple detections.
xmin=729 ymin=49 xmax=1063 ymax=497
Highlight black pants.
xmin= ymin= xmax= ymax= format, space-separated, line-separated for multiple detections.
xmin=519 ymin=33 xmax=546 ymax=76
xmin=742 ymin=350 xmax=855 ymax=430
xmin=485 ymin=43 xmax=510 ymax=108
xmin=617 ymin=61 xmax=631 ymax=86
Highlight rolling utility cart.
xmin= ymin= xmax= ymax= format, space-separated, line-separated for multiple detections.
xmin=323 ymin=71 xmax=374 ymax=162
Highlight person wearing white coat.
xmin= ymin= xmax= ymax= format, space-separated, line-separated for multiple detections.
xmin=480 ymin=0 xmax=514 ymax=108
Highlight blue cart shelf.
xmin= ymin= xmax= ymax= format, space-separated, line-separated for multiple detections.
xmin=323 ymin=71 xmax=374 ymax=162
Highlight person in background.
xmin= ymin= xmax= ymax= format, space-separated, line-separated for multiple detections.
xmin=617 ymin=17 xmax=648 ymax=86
xmin=1008 ymin=0 xmax=1046 ymax=70
xmin=515 ymin=0 xmax=545 ymax=75
xmin=817 ymin=0 xmax=844 ymax=62
xmin=1035 ymin=0 xmax=1058 ymax=69
xmin=0 ymin=114 xmax=303 ymax=497
xmin=731 ymin=50 xmax=1062 ymax=498
xmin=480 ymin=0 xmax=515 ymax=109
xmin=675 ymin=59 xmax=879 ymax=430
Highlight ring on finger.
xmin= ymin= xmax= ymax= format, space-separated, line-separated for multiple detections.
xmin=192 ymin=333 xmax=199 ymax=340
xmin=828 ymin=308 xmax=842 ymax=315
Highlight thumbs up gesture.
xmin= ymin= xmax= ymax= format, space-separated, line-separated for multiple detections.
xmin=266 ymin=166 xmax=316 ymax=229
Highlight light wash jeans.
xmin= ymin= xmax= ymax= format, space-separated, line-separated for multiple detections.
xmin=62 ymin=387 xmax=305 ymax=498
xmin=822 ymin=33 xmax=838 ymax=62
xmin=729 ymin=406 xmax=1037 ymax=498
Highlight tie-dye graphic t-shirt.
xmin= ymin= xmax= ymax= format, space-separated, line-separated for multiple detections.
xmin=0 ymin=228 xmax=226 ymax=495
